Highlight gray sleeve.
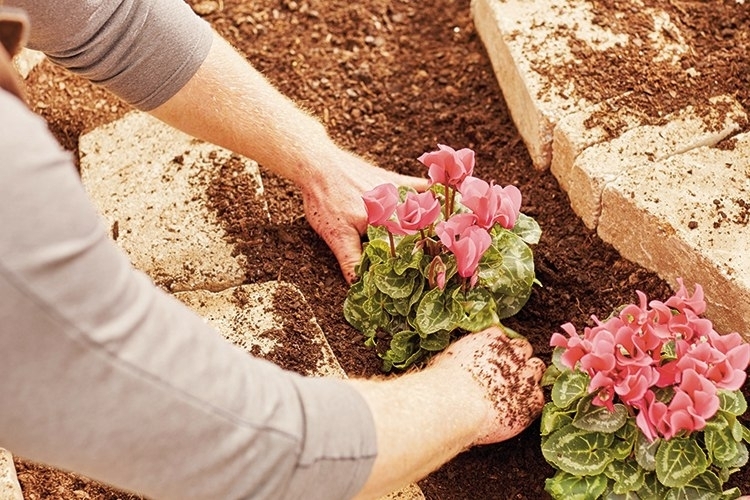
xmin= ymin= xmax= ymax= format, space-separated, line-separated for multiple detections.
xmin=7 ymin=0 xmax=213 ymax=110
xmin=0 ymin=89 xmax=377 ymax=500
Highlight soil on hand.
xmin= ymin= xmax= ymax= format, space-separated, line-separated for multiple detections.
xmin=16 ymin=0 xmax=750 ymax=498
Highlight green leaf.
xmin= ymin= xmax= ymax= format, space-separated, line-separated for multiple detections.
xmin=664 ymin=470 xmax=723 ymax=500
xmin=452 ymin=286 xmax=498 ymax=332
xmin=610 ymin=419 xmax=637 ymax=460
xmin=478 ymin=228 xmax=536 ymax=319
xmin=605 ymin=458 xmax=645 ymax=494
xmin=635 ymin=432 xmax=660 ymax=471
xmin=551 ymin=347 xmax=568 ymax=372
xmin=344 ymin=275 xmax=391 ymax=334
xmin=414 ymin=287 xmax=461 ymax=335
xmin=542 ymin=424 xmax=614 ymax=476
xmin=636 ymin=472 xmax=668 ymax=499
xmin=541 ymin=364 xmax=562 ymax=388
xmin=551 ymin=370 xmax=590 ymax=409
xmin=372 ymin=264 xmax=417 ymax=299
xmin=544 ymin=470 xmax=608 ymax=500
xmin=572 ymin=396 xmax=628 ymax=433
xmin=721 ymin=487 xmax=743 ymax=499
xmin=393 ymin=234 xmax=423 ymax=275
xmin=718 ymin=390 xmax=748 ymax=416
xmin=706 ymin=422 xmax=744 ymax=466
xmin=611 ymin=437 xmax=635 ymax=461
xmin=603 ymin=491 xmax=641 ymax=500
xmin=540 ymin=402 xmax=574 ymax=436
xmin=419 ymin=330 xmax=451 ymax=351
xmin=511 ymin=212 xmax=542 ymax=245
xmin=386 ymin=330 xmax=420 ymax=362
xmin=655 ymin=437 xmax=708 ymax=488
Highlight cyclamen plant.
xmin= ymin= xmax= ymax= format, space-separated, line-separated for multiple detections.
xmin=541 ymin=279 xmax=750 ymax=499
xmin=343 ymin=144 xmax=541 ymax=371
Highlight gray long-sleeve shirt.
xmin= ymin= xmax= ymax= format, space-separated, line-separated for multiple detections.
xmin=13 ymin=0 xmax=211 ymax=110
xmin=0 ymin=1 xmax=377 ymax=498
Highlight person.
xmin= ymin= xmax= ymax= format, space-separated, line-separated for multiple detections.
xmin=0 ymin=2 xmax=545 ymax=499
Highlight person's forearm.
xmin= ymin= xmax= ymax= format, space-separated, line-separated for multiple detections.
xmin=151 ymin=32 xmax=341 ymax=186
xmin=348 ymin=367 xmax=487 ymax=499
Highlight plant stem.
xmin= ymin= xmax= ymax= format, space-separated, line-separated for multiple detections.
xmin=388 ymin=231 xmax=396 ymax=258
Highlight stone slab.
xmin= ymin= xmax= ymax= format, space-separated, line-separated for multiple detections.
xmin=80 ymin=111 xmax=269 ymax=292
xmin=559 ymin=95 xmax=746 ymax=229
xmin=0 ymin=448 xmax=23 ymax=500
xmin=598 ymin=131 xmax=750 ymax=338
xmin=175 ymin=282 xmax=425 ymax=499
xmin=472 ymin=0 xmax=688 ymax=169
xmin=12 ymin=48 xmax=44 ymax=79
xmin=174 ymin=281 xmax=345 ymax=377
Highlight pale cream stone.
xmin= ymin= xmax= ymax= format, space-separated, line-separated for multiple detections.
xmin=551 ymin=92 xmax=646 ymax=193
xmin=0 ymin=448 xmax=23 ymax=500
xmin=598 ymin=132 xmax=750 ymax=338
xmin=563 ymin=95 xmax=746 ymax=229
xmin=80 ymin=111 xmax=269 ymax=292
xmin=174 ymin=281 xmax=345 ymax=377
xmin=12 ymin=48 xmax=44 ymax=79
xmin=471 ymin=0 xmax=689 ymax=170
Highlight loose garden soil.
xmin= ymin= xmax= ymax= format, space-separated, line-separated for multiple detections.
xmin=14 ymin=0 xmax=750 ymax=498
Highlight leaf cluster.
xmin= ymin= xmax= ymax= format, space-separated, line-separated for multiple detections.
xmin=343 ymin=188 xmax=540 ymax=371
xmin=540 ymin=350 xmax=750 ymax=499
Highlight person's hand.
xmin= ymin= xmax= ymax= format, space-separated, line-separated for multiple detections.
xmin=428 ymin=326 xmax=546 ymax=446
xmin=301 ymin=149 xmax=429 ymax=283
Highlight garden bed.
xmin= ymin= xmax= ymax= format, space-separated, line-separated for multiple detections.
xmin=16 ymin=0 xmax=750 ymax=498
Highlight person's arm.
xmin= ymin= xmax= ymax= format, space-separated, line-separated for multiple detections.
xmin=349 ymin=329 xmax=545 ymax=499
xmin=149 ymin=32 xmax=429 ymax=283
xmin=10 ymin=0 xmax=429 ymax=282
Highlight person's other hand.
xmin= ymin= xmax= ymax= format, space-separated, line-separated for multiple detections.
xmin=429 ymin=326 xmax=546 ymax=446
xmin=301 ymin=149 xmax=429 ymax=283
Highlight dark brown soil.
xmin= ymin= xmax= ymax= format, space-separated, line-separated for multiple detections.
xmin=14 ymin=0 xmax=750 ymax=498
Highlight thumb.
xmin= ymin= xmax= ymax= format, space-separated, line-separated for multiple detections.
xmin=323 ymin=225 xmax=363 ymax=284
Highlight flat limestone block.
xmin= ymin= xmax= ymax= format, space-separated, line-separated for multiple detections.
xmin=598 ymin=131 xmax=750 ymax=338
xmin=551 ymin=92 xmax=647 ymax=193
xmin=12 ymin=48 xmax=44 ymax=79
xmin=175 ymin=282 xmax=425 ymax=499
xmin=0 ymin=449 xmax=23 ymax=500
xmin=471 ymin=0 xmax=691 ymax=169
xmin=80 ymin=110 xmax=269 ymax=292
xmin=174 ymin=281 xmax=346 ymax=377
xmin=562 ymin=95 xmax=746 ymax=229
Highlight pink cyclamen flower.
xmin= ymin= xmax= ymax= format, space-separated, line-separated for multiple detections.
xmin=435 ymin=213 xmax=478 ymax=247
xmin=419 ymin=144 xmax=475 ymax=188
xmin=383 ymin=191 xmax=441 ymax=236
xmin=362 ymin=183 xmax=399 ymax=226
xmin=435 ymin=213 xmax=491 ymax=283
xmin=665 ymin=278 xmax=707 ymax=316
xmin=459 ymin=176 xmax=522 ymax=229
xmin=550 ymin=322 xmax=590 ymax=370
xmin=636 ymin=369 xmax=719 ymax=441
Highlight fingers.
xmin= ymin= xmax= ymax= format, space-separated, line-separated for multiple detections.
xmin=321 ymin=224 xmax=363 ymax=284
xmin=525 ymin=357 xmax=547 ymax=382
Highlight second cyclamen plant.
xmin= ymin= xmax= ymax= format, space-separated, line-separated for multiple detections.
xmin=541 ymin=280 xmax=750 ymax=499
xmin=344 ymin=144 xmax=541 ymax=371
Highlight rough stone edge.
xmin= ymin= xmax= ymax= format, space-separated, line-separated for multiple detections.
xmin=564 ymin=95 xmax=746 ymax=229
xmin=0 ymin=448 xmax=23 ymax=500
xmin=598 ymin=138 xmax=750 ymax=338
xmin=12 ymin=48 xmax=44 ymax=79
xmin=471 ymin=0 xmax=555 ymax=169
